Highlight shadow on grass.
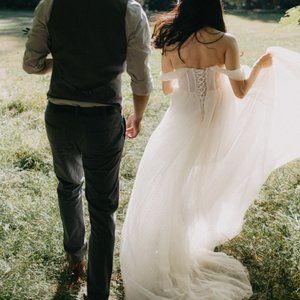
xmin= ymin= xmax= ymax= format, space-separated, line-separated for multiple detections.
xmin=52 ymin=268 xmax=85 ymax=300
xmin=226 ymin=9 xmax=284 ymax=23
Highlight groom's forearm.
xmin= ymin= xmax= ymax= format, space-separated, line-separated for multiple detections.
xmin=133 ymin=94 xmax=150 ymax=120
xmin=22 ymin=0 xmax=52 ymax=75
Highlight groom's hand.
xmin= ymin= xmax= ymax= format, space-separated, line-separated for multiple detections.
xmin=126 ymin=93 xmax=149 ymax=139
xmin=126 ymin=114 xmax=142 ymax=139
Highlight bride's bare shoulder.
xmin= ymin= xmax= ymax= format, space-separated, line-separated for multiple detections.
xmin=221 ymin=33 xmax=239 ymax=50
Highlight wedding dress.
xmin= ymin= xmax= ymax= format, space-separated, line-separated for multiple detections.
xmin=120 ymin=47 xmax=300 ymax=299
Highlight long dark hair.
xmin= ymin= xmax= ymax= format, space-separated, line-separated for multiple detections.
xmin=153 ymin=0 xmax=227 ymax=61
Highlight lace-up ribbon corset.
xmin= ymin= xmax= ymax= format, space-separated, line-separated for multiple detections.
xmin=186 ymin=69 xmax=208 ymax=120
xmin=161 ymin=68 xmax=212 ymax=120
xmin=161 ymin=66 xmax=248 ymax=120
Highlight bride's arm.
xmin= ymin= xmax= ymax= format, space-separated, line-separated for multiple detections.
xmin=225 ymin=35 xmax=272 ymax=99
xmin=161 ymin=54 xmax=174 ymax=95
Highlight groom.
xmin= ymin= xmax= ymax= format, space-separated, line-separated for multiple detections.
xmin=23 ymin=0 xmax=153 ymax=299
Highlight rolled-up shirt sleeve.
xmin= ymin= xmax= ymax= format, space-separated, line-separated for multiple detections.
xmin=23 ymin=0 xmax=52 ymax=74
xmin=125 ymin=1 xmax=153 ymax=96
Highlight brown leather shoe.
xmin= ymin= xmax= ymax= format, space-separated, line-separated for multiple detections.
xmin=66 ymin=254 xmax=87 ymax=283
xmin=70 ymin=259 xmax=87 ymax=278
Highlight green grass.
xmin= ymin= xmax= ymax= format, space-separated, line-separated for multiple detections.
xmin=0 ymin=10 xmax=300 ymax=300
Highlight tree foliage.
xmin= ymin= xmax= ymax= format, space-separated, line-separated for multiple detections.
xmin=144 ymin=0 xmax=299 ymax=10
xmin=0 ymin=0 xmax=298 ymax=10
xmin=0 ymin=0 xmax=39 ymax=9
xmin=144 ymin=0 xmax=175 ymax=11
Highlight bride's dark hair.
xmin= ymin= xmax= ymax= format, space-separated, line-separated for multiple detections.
xmin=152 ymin=0 xmax=226 ymax=61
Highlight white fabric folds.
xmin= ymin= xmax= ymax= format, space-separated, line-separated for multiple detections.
xmin=120 ymin=47 xmax=300 ymax=300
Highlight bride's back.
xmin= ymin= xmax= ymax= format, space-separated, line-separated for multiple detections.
xmin=153 ymin=0 xmax=251 ymax=98
xmin=164 ymin=28 xmax=233 ymax=70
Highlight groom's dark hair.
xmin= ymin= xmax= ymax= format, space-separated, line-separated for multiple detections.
xmin=152 ymin=0 xmax=226 ymax=62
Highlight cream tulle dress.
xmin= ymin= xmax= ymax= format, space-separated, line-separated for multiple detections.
xmin=120 ymin=47 xmax=300 ymax=299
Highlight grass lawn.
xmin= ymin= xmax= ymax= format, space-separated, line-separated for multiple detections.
xmin=0 ymin=10 xmax=299 ymax=300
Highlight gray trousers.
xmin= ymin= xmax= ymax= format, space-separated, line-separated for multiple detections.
xmin=45 ymin=102 xmax=125 ymax=300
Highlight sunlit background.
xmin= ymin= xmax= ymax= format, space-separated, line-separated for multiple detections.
xmin=0 ymin=1 xmax=299 ymax=299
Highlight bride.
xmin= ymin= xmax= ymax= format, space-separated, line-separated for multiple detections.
xmin=120 ymin=0 xmax=300 ymax=299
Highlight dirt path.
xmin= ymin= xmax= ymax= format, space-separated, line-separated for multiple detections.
xmin=0 ymin=11 xmax=33 ymax=102
xmin=0 ymin=10 xmax=32 ymax=50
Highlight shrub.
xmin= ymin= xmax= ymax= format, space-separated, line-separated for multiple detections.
xmin=6 ymin=100 xmax=28 ymax=116
xmin=13 ymin=148 xmax=51 ymax=173
xmin=280 ymin=5 xmax=300 ymax=25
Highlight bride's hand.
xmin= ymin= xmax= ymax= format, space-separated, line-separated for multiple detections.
xmin=256 ymin=53 xmax=273 ymax=69
xmin=126 ymin=114 xmax=142 ymax=139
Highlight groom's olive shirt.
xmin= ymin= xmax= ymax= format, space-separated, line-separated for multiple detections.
xmin=23 ymin=0 xmax=153 ymax=107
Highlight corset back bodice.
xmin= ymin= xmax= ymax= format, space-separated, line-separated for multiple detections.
xmin=161 ymin=66 xmax=248 ymax=120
